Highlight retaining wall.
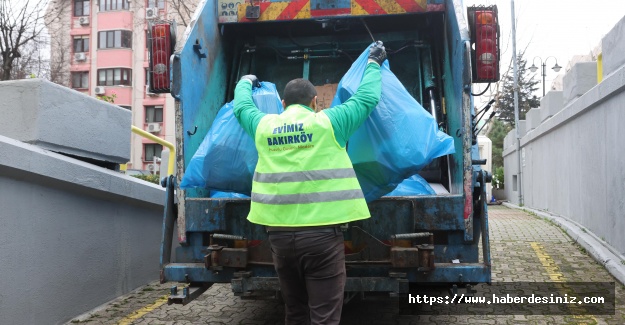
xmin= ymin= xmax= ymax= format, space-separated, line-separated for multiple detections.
xmin=502 ymin=15 xmax=625 ymax=255
xmin=0 ymin=136 xmax=166 ymax=325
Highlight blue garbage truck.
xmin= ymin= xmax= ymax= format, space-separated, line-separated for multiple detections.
xmin=152 ymin=0 xmax=499 ymax=304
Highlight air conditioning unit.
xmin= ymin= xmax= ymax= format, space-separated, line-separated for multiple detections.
xmin=147 ymin=164 xmax=155 ymax=171
xmin=74 ymin=52 xmax=86 ymax=61
xmin=146 ymin=84 xmax=157 ymax=96
xmin=94 ymin=86 xmax=106 ymax=95
xmin=146 ymin=7 xmax=158 ymax=19
xmin=79 ymin=17 xmax=90 ymax=25
xmin=147 ymin=123 xmax=161 ymax=133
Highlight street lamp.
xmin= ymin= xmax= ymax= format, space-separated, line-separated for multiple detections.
xmin=529 ymin=56 xmax=562 ymax=96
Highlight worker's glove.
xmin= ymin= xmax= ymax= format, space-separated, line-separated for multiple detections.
xmin=368 ymin=41 xmax=386 ymax=65
xmin=240 ymin=75 xmax=260 ymax=88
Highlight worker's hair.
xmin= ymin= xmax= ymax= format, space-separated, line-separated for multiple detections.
xmin=283 ymin=78 xmax=317 ymax=108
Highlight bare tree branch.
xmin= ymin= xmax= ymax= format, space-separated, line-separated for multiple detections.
xmin=0 ymin=0 xmax=50 ymax=80
xmin=168 ymin=0 xmax=198 ymax=27
xmin=45 ymin=0 xmax=72 ymax=85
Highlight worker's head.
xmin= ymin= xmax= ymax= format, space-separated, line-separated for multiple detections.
xmin=282 ymin=78 xmax=318 ymax=111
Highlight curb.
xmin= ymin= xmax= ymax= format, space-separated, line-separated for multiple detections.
xmin=502 ymin=202 xmax=625 ymax=286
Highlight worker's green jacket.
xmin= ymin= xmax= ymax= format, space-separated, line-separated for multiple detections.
xmin=234 ymin=62 xmax=381 ymax=226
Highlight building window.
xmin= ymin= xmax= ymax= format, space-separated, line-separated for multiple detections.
xmin=145 ymin=106 xmax=163 ymax=123
xmin=98 ymin=30 xmax=132 ymax=49
xmin=119 ymin=105 xmax=132 ymax=110
xmin=73 ymin=36 xmax=89 ymax=53
xmin=74 ymin=0 xmax=90 ymax=16
xmin=71 ymin=72 xmax=89 ymax=89
xmin=147 ymin=0 xmax=165 ymax=9
xmin=97 ymin=68 xmax=132 ymax=86
xmin=144 ymin=144 xmax=163 ymax=162
xmin=99 ymin=0 xmax=129 ymax=11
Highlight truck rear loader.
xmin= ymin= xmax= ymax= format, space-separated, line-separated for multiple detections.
xmin=151 ymin=0 xmax=499 ymax=305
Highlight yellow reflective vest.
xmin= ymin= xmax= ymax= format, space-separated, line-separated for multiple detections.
xmin=247 ymin=104 xmax=370 ymax=226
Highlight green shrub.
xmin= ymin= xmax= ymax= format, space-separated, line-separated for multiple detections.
xmin=493 ymin=166 xmax=505 ymax=189
xmin=132 ymin=174 xmax=160 ymax=184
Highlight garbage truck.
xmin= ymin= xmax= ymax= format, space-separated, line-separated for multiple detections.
xmin=152 ymin=0 xmax=499 ymax=304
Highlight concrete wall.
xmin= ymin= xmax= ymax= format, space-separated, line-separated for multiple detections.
xmin=502 ymin=139 xmax=520 ymax=205
xmin=0 ymin=135 xmax=166 ymax=325
xmin=503 ymin=59 xmax=625 ymax=255
xmin=502 ymin=119 xmax=527 ymax=205
xmin=0 ymin=79 xmax=131 ymax=164
xmin=602 ymin=15 xmax=625 ymax=78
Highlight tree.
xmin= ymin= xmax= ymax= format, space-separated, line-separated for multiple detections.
xmin=486 ymin=117 xmax=511 ymax=188
xmin=493 ymin=166 xmax=504 ymax=189
xmin=0 ymin=0 xmax=51 ymax=80
xmin=487 ymin=117 xmax=510 ymax=169
xmin=494 ymin=52 xmax=540 ymax=127
xmin=6 ymin=36 xmax=48 ymax=80
xmin=169 ymin=0 xmax=199 ymax=28
xmin=46 ymin=0 xmax=72 ymax=86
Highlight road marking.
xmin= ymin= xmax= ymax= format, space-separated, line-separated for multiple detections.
xmin=531 ymin=242 xmax=565 ymax=282
xmin=117 ymin=295 xmax=168 ymax=325
xmin=530 ymin=242 xmax=597 ymax=324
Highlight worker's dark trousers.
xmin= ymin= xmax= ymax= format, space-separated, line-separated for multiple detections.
xmin=268 ymin=230 xmax=345 ymax=325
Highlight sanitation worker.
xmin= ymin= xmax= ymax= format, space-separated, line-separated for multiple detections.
xmin=233 ymin=41 xmax=386 ymax=325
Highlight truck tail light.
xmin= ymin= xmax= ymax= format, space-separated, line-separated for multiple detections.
xmin=148 ymin=23 xmax=175 ymax=93
xmin=468 ymin=6 xmax=500 ymax=83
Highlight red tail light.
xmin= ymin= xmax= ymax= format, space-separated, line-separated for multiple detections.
xmin=149 ymin=23 xmax=173 ymax=93
xmin=468 ymin=6 xmax=500 ymax=83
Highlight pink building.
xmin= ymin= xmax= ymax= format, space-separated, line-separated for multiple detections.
xmin=46 ymin=0 xmax=195 ymax=172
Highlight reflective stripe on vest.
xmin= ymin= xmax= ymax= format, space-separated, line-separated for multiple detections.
xmin=252 ymin=189 xmax=364 ymax=205
xmin=253 ymin=168 xmax=357 ymax=183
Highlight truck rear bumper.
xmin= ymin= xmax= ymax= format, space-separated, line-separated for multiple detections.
xmin=161 ymin=263 xmax=491 ymax=292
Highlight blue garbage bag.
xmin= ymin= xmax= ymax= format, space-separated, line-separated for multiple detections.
xmin=180 ymin=82 xmax=283 ymax=194
xmin=209 ymin=191 xmax=250 ymax=198
xmin=332 ymin=43 xmax=455 ymax=201
xmin=384 ymin=174 xmax=435 ymax=196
